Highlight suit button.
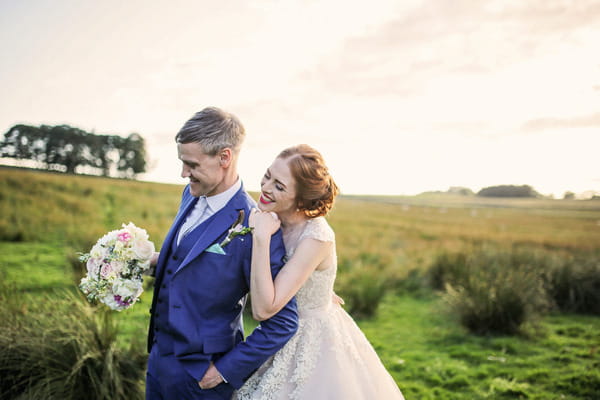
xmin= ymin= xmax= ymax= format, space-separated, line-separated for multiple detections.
xmin=172 ymin=255 xmax=178 ymax=261
xmin=161 ymin=284 xmax=166 ymax=289
xmin=155 ymin=327 xmax=159 ymax=332
xmin=167 ymin=269 xmax=173 ymax=274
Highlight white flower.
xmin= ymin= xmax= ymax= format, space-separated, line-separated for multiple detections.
xmin=131 ymin=238 xmax=155 ymax=261
xmin=122 ymin=222 xmax=149 ymax=240
xmin=138 ymin=259 xmax=151 ymax=271
xmin=113 ymin=278 xmax=143 ymax=299
xmin=231 ymin=224 xmax=244 ymax=234
xmin=101 ymin=293 xmax=121 ymax=311
xmin=109 ymin=260 xmax=126 ymax=275
xmin=90 ymin=243 xmax=106 ymax=260
xmin=86 ymin=257 xmax=101 ymax=275
xmin=113 ymin=240 xmax=126 ymax=255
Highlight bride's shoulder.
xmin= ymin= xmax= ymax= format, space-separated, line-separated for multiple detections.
xmin=303 ymin=217 xmax=335 ymax=243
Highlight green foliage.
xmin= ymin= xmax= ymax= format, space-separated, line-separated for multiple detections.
xmin=477 ymin=184 xmax=539 ymax=198
xmin=335 ymin=253 xmax=388 ymax=317
xmin=0 ymin=283 xmax=146 ymax=400
xmin=427 ymin=251 xmax=469 ymax=290
xmin=431 ymin=246 xmax=551 ymax=335
xmin=431 ymin=246 xmax=600 ymax=334
xmin=1 ymin=124 xmax=148 ymax=178
xmin=545 ymin=253 xmax=600 ymax=314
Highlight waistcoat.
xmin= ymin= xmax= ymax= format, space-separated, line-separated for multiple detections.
xmin=152 ymin=213 xmax=218 ymax=355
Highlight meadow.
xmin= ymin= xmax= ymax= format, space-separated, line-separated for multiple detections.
xmin=1 ymin=166 xmax=599 ymax=399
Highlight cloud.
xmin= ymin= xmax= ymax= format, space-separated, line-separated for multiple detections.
xmin=299 ymin=0 xmax=600 ymax=97
xmin=521 ymin=112 xmax=600 ymax=132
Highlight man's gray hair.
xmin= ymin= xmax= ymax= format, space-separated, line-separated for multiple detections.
xmin=175 ymin=107 xmax=245 ymax=155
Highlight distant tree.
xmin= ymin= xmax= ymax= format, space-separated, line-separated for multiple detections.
xmin=44 ymin=125 xmax=90 ymax=173
xmin=477 ymin=185 xmax=539 ymax=198
xmin=1 ymin=124 xmax=47 ymax=166
xmin=87 ymin=134 xmax=114 ymax=176
xmin=563 ymin=191 xmax=575 ymax=200
xmin=448 ymin=186 xmax=474 ymax=196
xmin=1 ymin=124 xmax=147 ymax=178
xmin=116 ymin=133 xmax=147 ymax=178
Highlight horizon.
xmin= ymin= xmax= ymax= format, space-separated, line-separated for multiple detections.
xmin=1 ymin=161 xmax=598 ymax=200
xmin=1 ymin=1 xmax=599 ymax=197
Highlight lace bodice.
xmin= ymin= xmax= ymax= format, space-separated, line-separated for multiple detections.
xmin=286 ymin=217 xmax=337 ymax=314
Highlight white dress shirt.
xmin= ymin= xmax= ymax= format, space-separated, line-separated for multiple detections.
xmin=176 ymin=179 xmax=242 ymax=245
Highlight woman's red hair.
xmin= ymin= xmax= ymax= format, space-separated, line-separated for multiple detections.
xmin=278 ymin=144 xmax=339 ymax=218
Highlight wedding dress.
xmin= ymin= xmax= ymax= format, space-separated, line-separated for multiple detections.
xmin=235 ymin=217 xmax=404 ymax=399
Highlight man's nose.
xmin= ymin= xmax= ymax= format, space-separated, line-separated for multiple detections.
xmin=181 ymin=166 xmax=190 ymax=178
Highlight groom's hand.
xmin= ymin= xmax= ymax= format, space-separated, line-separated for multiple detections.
xmin=198 ymin=362 xmax=224 ymax=390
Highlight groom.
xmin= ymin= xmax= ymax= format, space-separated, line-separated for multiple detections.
xmin=146 ymin=107 xmax=298 ymax=399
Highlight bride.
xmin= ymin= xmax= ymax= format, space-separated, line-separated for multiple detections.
xmin=235 ymin=144 xmax=404 ymax=399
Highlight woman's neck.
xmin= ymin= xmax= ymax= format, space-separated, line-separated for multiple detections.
xmin=278 ymin=210 xmax=308 ymax=232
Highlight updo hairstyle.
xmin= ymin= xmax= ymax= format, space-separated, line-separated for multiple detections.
xmin=278 ymin=144 xmax=339 ymax=218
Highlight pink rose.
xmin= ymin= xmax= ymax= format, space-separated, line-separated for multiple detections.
xmin=100 ymin=263 xmax=114 ymax=278
xmin=117 ymin=231 xmax=132 ymax=242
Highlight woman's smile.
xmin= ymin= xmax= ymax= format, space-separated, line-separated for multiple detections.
xmin=259 ymin=193 xmax=274 ymax=204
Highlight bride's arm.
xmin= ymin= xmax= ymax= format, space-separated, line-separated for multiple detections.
xmin=250 ymin=213 xmax=331 ymax=321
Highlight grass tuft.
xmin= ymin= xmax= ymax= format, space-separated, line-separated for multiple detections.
xmin=0 ymin=283 xmax=146 ymax=400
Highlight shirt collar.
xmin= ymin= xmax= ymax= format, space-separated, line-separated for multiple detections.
xmin=204 ymin=178 xmax=242 ymax=214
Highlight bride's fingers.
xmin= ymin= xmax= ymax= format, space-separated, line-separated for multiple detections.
xmin=249 ymin=209 xmax=258 ymax=227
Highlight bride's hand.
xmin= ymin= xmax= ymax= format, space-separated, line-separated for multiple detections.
xmin=249 ymin=208 xmax=281 ymax=238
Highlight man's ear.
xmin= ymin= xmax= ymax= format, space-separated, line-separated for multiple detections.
xmin=219 ymin=148 xmax=233 ymax=167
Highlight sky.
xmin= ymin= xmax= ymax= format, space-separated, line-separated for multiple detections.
xmin=1 ymin=0 xmax=599 ymax=197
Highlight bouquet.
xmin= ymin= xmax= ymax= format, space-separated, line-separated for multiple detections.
xmin=79 ymin=222 xmax=155 ymax=311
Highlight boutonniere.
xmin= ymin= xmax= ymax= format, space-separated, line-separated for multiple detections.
xmin=205 ymin=210 xmax=253 ymax=255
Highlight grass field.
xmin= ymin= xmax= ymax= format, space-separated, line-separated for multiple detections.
xmin=1 ymin=166 xmax=599 ymax=399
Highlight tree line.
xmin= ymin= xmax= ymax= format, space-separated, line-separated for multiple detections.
xmin=477 ymin=184 xmax=539 ymax=198
xmin=0 ymin=124 xmax=147 ymax=178
xmin=444 ymin=185 xmax=540 ymax=198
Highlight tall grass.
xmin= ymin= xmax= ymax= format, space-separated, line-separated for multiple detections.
xmin=544 ymin=252 xmax=600 ymax=314
xmin=0 ymin=283 xmax=146 ymax=400
xmin=335 ymin=253 xmax=389 ymax=317
xmin=429 ymin=246 xmax=600 ymax=335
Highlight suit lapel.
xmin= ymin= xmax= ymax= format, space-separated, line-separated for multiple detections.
xmin=175 ymin=187 xmax=249 ymax=274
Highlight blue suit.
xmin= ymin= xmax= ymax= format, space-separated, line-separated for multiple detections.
xmin=147 ymin=185 xmax=298 ymax=399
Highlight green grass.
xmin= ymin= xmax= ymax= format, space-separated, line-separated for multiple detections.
xmin=360 ymin=295 xmax=600 ymax=399
xmin=2 ymin=166 xmax=600 ymax=398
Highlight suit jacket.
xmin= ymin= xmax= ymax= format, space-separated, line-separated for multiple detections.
xmin=148 ymin=184 xmax=298 ymax=389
